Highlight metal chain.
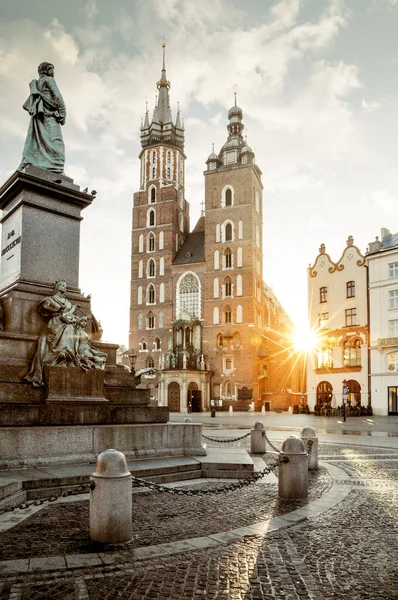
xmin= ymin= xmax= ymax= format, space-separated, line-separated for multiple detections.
xmin=263 ymin=430 xmax=283 ymax=453
xmin=131 ymin=456 xmax=288 ymax=496
xmin=306 ymin=439 xmax=314 ymax=464
xmin=0 ymin=483 xmax=90 ymax=516
xmin=202 ymin=431 xmax=251 ymax=444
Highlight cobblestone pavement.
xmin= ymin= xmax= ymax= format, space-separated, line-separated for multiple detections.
xmin=0 ymin=442 xmax=397 ymax=599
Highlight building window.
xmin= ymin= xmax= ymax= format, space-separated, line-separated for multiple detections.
xmin=388 ymin=351 xmax=398 ymax=372
xmin=147 ymin=259 xmax=155 ymax=278
xmin=389 ymin=319 xmax=398 ymax=337
xmin=151 ymin=166 xmax=156 ymax=179
xmin=147 ymin=284 xmax=155 ymax=304
xmin=147 ymin=312 xmax=155 ymax=329
xmin=158 ymin=310 xmax=164 ymax=328
xmin=225 ymin=306 xmax=232 ymax=324
xmin=318 ymin=313 xmax=329 ymax=329
xmin=140 ymin=339 xmax=147 ymax=351
xmin=225 ymin=223 xmax=233 ymax=242
xmin=225 ymin=277 xmax=232 ymax=298
xmin=345 ymin=308 xmax=357 ymax=326
xmin=177 ymin=272 xmax=200 ymax=318
xmin=217 ymin=334 xmax=224 ymax=348
xmin=320 ymin=286 xmax=327 ymax=303
xmin=347 ymin=281 xmax=355 ymax=298
xmin=317 ymin=348 xmax=333 ymax=368
xmin=154 ymin=337 xmax=161 ymax=350
xmin=167 ymin=151 xmax=171 ymax=164
xmin=166 ymin=167 xmax=171 ymax=179
xmin=147 ymin=357 xmax=155 ymax=368
xmin=236 ymin=305 xmax=242 ymax=323
xmin=152 ymin=150 xmax=156 ymax=164
xmin=389 ymin=290 xmax=398 ymax=309
xmin=225 ymin=248 xmax=232 ymax=269
xmin=389 ymin=263 xmax=398 ymax=278
xmin=213 ymin=306 xmax=219 ymax=324
xmin=150 ymin=187 xmax=156 ymax=203
xmin=138 ymin=312 xmax=143 ymax=329
xmin=225 ymin=188 xmax=232 ymax=206
xmin=343 ymin=339 xmax=361 ymax=367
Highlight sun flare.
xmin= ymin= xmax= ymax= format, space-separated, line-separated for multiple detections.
xmin=292 ymin=327 xmax=319 ymax=353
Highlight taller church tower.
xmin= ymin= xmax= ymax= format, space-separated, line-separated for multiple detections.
xmin=129 ymin=45 xmax=189 ymax=374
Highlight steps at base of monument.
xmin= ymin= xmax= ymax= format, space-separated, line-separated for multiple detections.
xmin=0 ymin=480 xmax=27 ymax=510
xmin=136 ymin=468 xmax=203 ymax=485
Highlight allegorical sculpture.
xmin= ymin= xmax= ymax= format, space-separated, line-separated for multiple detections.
xmin=19 ymin=62 xmax=66 ymax=173
xmin=25 ymin=281 xmax=106 ymax=387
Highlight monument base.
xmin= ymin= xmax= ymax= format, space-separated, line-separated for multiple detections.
xmin=0 ymin=422 xmax=206 ymax=469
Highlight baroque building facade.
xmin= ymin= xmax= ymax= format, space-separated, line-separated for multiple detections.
xmin=367 ymin=227 xmax=398 ymax=415
xmin=129 ymin=48 xmax=301 ymax=412
xmin=306 ymin=237 xmax=369 ymax=412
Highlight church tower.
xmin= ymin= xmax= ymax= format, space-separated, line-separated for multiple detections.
xmin=129 ymin=45 xmax=189 ymax=377
xmin=203 ymin=94 xmax=265 ymax=404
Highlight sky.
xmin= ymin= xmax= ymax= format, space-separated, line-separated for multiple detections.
xmin=1 ymin=0 xmax=398 ymax=346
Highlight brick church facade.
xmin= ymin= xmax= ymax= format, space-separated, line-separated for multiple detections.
xmin=129 ymin=47 xmax=303 ymax=412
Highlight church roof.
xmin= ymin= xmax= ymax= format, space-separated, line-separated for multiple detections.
xmin=173 ymin=231 xmax=205 ymax=265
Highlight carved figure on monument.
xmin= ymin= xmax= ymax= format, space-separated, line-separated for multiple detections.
xmin=25 ymin=281 xmax=106 ymax=386
xmin=19 ymin=62 xmax=66 ymax=173
xmin=75 ymin=317 xmax=107 ymax=371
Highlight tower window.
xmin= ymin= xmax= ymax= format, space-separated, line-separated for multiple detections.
xmin=167 ymin=167 xmax=171 ymax=179
xmin=147 ymin=209 xmax=155 ymax=227
xmin=167 ymin=151 xmax=171 ymax=164
xmin=150 ymin=187 xmax=156 ymax=203
xmin=225 ymin=223 xmax=233 ymax=242
xmin=147 ymin=357 xmax=155 ymax=368
xmin=154 ymin=337 xmax=161 ymax=350
xmin=225 ymin=189 xmax=232 ymax=207
xmin=225 ymin=306 xmax=232 ymax=324
xmin=152 ymin=151 xmax=156 ymax=164
xmin=225 ymin=277 xmax=232 ymax=297
xmin=147 ymin=284 xmax=155 ymax=305
xmin=225 ymin=248 xmax=232 ymax=269
xmin=151 ymin=166 xmax=156 ymax=179
xmin=147 ymin=312 xmax=155 ymax=329
xmin=148 ymin=258 xmax=155 ymax=278
xmin=148 ymin=233 xmax=155 ymax=252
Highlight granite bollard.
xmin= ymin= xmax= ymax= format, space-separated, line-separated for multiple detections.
xmin=300 ymin=426 xmax=318 ymax=470
xmin=278 ymin=436 xmax=308 ymax=499
xmin=90 ymin=449 xmax=132 ymax=544
xmin=251 ymin=420 xmax=266 ymax=454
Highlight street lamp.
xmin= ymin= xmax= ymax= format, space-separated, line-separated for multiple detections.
xmin=124 ymin=350 xmax=137 ymax=375
xmin=342 ymin=379 xmax=347 ymax=422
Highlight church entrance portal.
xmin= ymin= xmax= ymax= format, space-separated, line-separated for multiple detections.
xmin=188 ymin=382 xmax=201 ymax=412
xmin=168 ymin=382 xmax=180 ymax=412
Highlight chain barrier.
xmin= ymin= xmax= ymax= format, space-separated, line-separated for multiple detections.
xmin=0 ymin=483 xmax=90 ymax=516
xmin=202 ymin=431 xmax=251 ymax=444
xmin=131 ymin=455 xmax=288 ymax=496
xmin=263 ymin=430 xmax=283 ymax=453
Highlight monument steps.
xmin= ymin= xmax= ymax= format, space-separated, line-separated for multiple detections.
xmin=0 ymin=449 xmax=255 ymax=507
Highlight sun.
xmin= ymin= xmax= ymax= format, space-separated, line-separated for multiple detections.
xmin=292 ymin=326 xmax=319 ymax=353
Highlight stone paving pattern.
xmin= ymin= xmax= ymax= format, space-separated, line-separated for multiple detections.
xmin=0 ymin=443 xmax=397 ymax=599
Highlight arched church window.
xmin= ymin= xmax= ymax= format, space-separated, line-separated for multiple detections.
xmin=225 ymin=277 xmax=232 ymax=297
xmin=158 ymin=310 xmax=164 ymax=328
xmin=225 ymin=306 xmax=232 ymax=324
xmin=167 ymin=151 xmax=171 ymax=164
xmin=152 ymin=150 xmax=156 ymax=164
xmin=147 ymin=311 xmax=155 ymax=329
xmin=154 ymin=337 xmax=161 ymax=350
xmin=148 ymin=233 xmax=155 ymax=252
xmin=147 ymin=356 xmax=155 ymax=368
xmin=149 ymin=187 xmax=156 ymax=203
xmin=167 ymin=167 xmax=171 ymax=179
xmin=225 ymin=248 xmax=232 ymax=269
xmin=225 ymin=188 xmax=232 ymax=206
xmin=177 ymin=272 xmax=200 ymax=318
xmin=147 ymin=209 xmax=155 ymax=227
xmin=225 ymin=223 xmax=233 ymax=242
xmin=147 ymin=284 xmax=155 ymax=305
xmin=147 ymin=259 xmax=155 ymax=278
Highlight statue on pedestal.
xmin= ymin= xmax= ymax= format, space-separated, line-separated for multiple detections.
xmin=19 ymin=62 xmax=66 ymax=173
xmin=25 ymin=281 xmax=106 ymax=386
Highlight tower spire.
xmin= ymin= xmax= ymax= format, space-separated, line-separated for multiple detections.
xmin=153 ymin=43 xmax=172 ymax=124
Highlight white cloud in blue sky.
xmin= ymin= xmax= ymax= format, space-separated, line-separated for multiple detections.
xmin=1 ymin=0 xmax=398 ymax=343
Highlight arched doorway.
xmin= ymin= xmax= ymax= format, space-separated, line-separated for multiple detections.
xmin=188 ymin=382 xmax=201 ymax=412
xmin=168 ymin=382 xmax=180 ymax=412
xmin=346 ymin=379 xmax=361 ymax=405
xmin=317 ymin=381 xmax=333 ymax=406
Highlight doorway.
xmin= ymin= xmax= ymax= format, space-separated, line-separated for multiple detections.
xmin=388 ymin=386 xmax=398 ymax=415
xmin=188 ymin=382 xmax=201 ymax=412
xmin=168 ymin=382 xmax=180 ymax=412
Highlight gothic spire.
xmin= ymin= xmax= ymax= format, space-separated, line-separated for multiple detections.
xmin=153 ymin=43 xmax=172 ymax=124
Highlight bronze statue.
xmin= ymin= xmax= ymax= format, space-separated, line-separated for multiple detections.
xmin=25 ymin=281 xmax=106 ymax=386
xmin=19 ymin=62 xmax=66 ymax=173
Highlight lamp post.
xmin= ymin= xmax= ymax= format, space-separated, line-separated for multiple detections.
xmin=342 ymin=379 xmax=347 ymax=422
